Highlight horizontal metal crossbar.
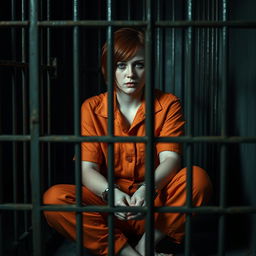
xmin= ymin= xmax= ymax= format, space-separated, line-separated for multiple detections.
xmin=1 ymin=135 xmax=256 ymax=143
xmin=0 ymin=20 xmax=256 ymax=28
xmin=1 ymin=203 xmax=256 ymax=214
xmin=0 ymin=60 xmax=56 ymax=73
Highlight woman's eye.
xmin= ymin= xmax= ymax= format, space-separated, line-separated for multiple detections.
xmin=136 ymin=63 xmax=144 ymax=69
xmin=117 ymin=63 xmax=126 ymax=69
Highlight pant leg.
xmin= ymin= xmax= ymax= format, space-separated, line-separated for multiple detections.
xmin=43 ymin=184 xmax=128 ymax=256
xmin=154 ymin=166 xmax=213 ymax=244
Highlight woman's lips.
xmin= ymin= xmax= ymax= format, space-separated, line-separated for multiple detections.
xmin=125 ymin=82 xmax=137 ymax=87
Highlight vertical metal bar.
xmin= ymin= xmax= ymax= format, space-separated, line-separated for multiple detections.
xmin=127 ymin=0 xmax=131 ymax=20
xmin=142 ymin=0 xmax=146 ymax=21
xmin=29 ymin=0 xmax=42 ymax=255
xmin=106 ymin=0 xmax=115 ymax=254
xmin=11 ymin=0 xmax=18 ymax=252
xmin=156 ymin=0 xmax=163 ymax=91
xmin=218 ymin=0 xmax=228 ymax=254
xmin=0 ymin=121 xmax=2 ymax=256
xmin=11 ymin=0 xmax=18 ymax=247
xmin=0 ymin=59 xmax=2 ymax=255
xmin=171 ymin=0 xmax=175 ymax=93
xmin=97 ymin=0 xmax=103 ymax=93
xmin=145 ymin=0 xmax=155 ymax=254
xmin=22 ymin=0 xmax=29 ymax=234
xmin=213 ymin=0 xmax=219 ymax=135
xmin=46 ymin=0 xmax=52 ymax=187
xmin=184 ymin=0 xmax=194 ymax=255
xmin=73 ymin=1 xmax=83 ymax=255
xmin=39 ymin=0 xmax=47 ymax=200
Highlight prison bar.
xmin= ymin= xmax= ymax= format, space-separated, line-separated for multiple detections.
xmin=0 ymin=60 xmax=57 ymax=76
xmin=29 ymin=0 xmax=42 ymax=255
xmin=2 ymin=204 xmax=256 ymax=215
xmin=184 ymin=0 xmax=194 ymax=254
xmin=72 ymin=0 xmax=83 ymax=255
xmin=106 ymin=0 xmax=115 ymax=254
xmin=218 ymin=0 xmax=228 ymax=255
xmin=11 ymin=0 xmax=19 ymax=247
xmin=46 ymin=0 xmax=53 ymax=187
xmin=0 ymin=115 xmax=2 ymax=255
xmin=21 ymin=0 xmax=30 ymax=239
xmin=145 ymin=0 xmax=155 ymax=254
xmin=170 ymin=0 xmax=176 ymax=93
xmin=1 ymin=135 xmax=256 ymax=143
xmin=1 ymin=20 xmax=256 ymax=28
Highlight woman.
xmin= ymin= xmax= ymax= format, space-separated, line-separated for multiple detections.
xmin=43 ymin=28 xmax=212 ymax=256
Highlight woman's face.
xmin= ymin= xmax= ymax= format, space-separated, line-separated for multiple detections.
xmin=115 ymin=47 xmax=145 ymax=96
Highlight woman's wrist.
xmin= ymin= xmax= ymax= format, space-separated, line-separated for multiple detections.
xmin=138 ymin=182 xmax=158 ymax=198
xmin=101 ymin=184 xmax=120 ymax=202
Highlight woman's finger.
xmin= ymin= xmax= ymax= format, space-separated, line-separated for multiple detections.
xmin=114 ymin=212 xmax=127 ymax=220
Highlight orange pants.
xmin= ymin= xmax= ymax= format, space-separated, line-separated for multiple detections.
xmin=43 ymin=166 xmax=212 ymax=256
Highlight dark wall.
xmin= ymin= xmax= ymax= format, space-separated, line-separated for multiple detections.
xmin=228 ymin=0 xmax=256 ymax=252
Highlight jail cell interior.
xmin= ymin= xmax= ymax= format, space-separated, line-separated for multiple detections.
xmin=0 ymin=0 xmax=256 ymax=255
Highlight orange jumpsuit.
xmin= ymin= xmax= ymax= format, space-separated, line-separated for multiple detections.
xmin=43 ymin=89 xmax=212 ymax=255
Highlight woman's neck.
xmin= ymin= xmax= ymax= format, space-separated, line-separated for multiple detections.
xmin=115 ymin=89 xmax=144 ymax=126
xmin=115 ymin=89 xmax=144 ymax=110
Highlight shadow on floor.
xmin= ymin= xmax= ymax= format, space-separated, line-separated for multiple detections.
xmin=49 ymin=214 xmax=251 ymax=256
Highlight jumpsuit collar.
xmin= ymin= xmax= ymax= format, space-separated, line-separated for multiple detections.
xmin=94 ymin=90 xmax=163 ymax=119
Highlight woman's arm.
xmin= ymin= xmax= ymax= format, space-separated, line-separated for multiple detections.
xmin=154 ymin=150 xmax=181 ymax=190
xmin=82 ymin=161 xmax=108 ymax=197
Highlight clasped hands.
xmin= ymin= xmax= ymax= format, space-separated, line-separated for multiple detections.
xmin=114 ymin=185 xmax=146 ymax=221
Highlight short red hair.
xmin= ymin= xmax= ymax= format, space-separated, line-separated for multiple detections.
xmin=101 ymin=27 xmax=145 ymax=82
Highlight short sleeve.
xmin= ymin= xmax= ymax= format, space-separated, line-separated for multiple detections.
xmin=81 ymin=101 xmax=103 ymax=164
xmin=155 ymin=99 xmax=185 ymax=155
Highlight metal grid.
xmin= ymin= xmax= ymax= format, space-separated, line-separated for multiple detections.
xmin=0 ymin=0 xmax=256 ymax=256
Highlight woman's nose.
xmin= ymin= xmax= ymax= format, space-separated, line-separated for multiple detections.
xmin=126 ymin=65 xmax=135 ymax=77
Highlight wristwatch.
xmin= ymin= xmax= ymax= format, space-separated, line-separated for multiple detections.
xmin=101 ymin=184 xmax=120 ymax=202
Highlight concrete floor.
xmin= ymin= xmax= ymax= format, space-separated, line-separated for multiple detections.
xmin=53 ymin=239 xmax=252 ymax=256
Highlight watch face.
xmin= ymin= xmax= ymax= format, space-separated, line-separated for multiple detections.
xmin=102 ymin=188 xmax=109 ymax=202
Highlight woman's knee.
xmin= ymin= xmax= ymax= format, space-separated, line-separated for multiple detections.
xmin=176 ymin=166 xmax=213 ymax=202
xmin=191 ymin=166 xmax=213 ymax=204
xmin=192 ymin=166 xmax=212 ymax=192
xmin=43 ymin=184 xmax=73 ymax=205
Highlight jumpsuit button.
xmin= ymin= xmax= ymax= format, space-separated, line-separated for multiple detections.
xmin=126 ymin=156 xmax=132 ymax=162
